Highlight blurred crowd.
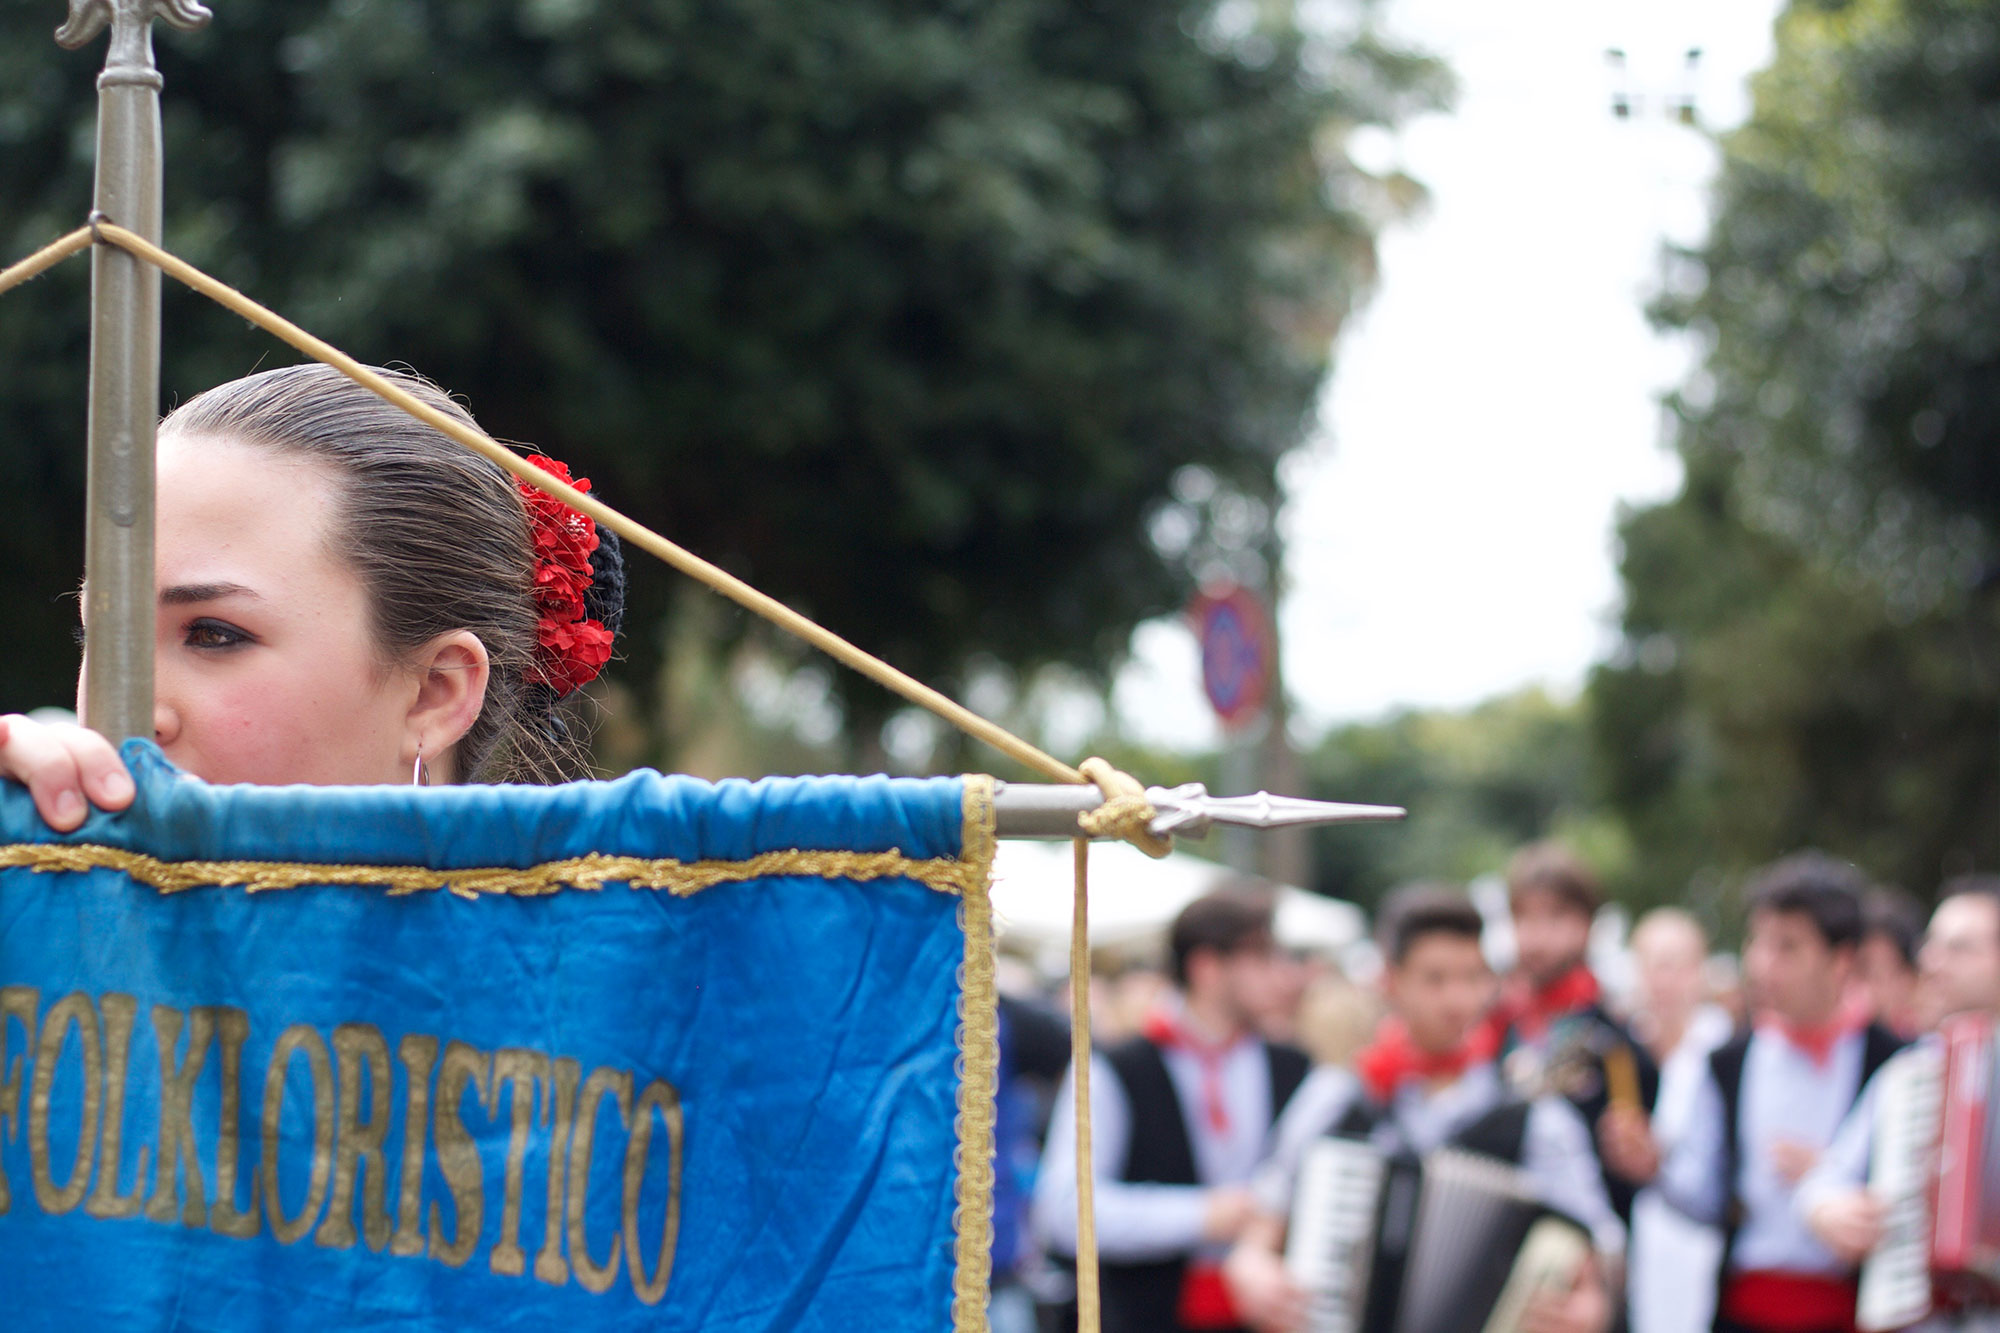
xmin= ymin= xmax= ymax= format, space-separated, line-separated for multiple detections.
xmin=985 ymin=844 xmax=2000 ymax=1333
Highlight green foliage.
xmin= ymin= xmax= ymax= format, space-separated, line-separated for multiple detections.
xmin=1303 ymin=688 xmax=1618 ymax=912
xmin=0 ymin=0 xmax=1446 ymax=745
xmin=1594 ymin=0 xmax=2000 ymax=908
xmin=1652 ymin=0 xmax=2000 ymax=604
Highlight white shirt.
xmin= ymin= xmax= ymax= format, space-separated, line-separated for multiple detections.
xmin=1630 ymin=1005 xmax=1734 ymax=1333
xmin=1655 ymin=1025 xmax=1873 ymax=1275
xmin=1252 ymin=1061 xmax=1625 ymax=1257
xmin=1795 ymin=1033 xmax=1942 ymax=1222
xmin=1033 ymin=1032 xmax=1275 ymax=1263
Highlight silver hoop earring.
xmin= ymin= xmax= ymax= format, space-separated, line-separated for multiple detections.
xmin=412 ymin=744 xmax=430 ymax=788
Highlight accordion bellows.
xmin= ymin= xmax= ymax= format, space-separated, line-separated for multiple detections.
xmin=1287 ymin=1138 xmax=1591 ymax=1333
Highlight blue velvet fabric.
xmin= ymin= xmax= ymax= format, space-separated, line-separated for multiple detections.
xmin=0 ymin=742 xmax=970 ymax=1331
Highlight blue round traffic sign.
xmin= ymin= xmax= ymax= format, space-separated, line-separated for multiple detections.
xmin=1189 ymin=583 xmax=1273 ymax=729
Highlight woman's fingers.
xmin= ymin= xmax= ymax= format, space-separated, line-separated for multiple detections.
xmin=0 ymin=715 xmax=135 ymax=831
xmin=1 ymin=717 xmax=90 ymax=830
xmin=70 ymin=730 xmax=135 ymax=811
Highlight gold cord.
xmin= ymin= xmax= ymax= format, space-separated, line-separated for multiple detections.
xmin=1077 ymin=757 xmax=1169 ymax=859
xmin=0 ymin=227 xmax=92 ymax=298
xmin=1069 ymin=837 xmax=1102 ymax=1333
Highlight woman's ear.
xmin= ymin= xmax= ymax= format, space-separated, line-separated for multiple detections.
xmin=405 ymin=631 xmax=490 ymax=782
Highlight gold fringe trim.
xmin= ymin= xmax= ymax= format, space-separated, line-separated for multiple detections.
xmin=952 ymin=774 xmax=999 ymax=1333
xmin=0 ymin=841 xmax=990 ymax=901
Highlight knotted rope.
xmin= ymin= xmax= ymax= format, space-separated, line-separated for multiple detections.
xmin=1060 ymin=759 xmax=1166 ymax=1332
xmin=1 ymin=220 xmax=1189 ymax=1333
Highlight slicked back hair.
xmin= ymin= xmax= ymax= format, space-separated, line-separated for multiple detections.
xmin=160 ymin=364 xmax=595 ymax=783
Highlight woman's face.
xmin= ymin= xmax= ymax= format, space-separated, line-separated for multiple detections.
xmin=79 ymin=433 xmax=423 ymax=787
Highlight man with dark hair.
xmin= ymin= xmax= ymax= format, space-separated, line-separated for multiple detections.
xmin=1492 ymin=842 xmax=1661 ymax=1231
xmin=1223 ymin=884 xmax=1620 ymax=1333
xmin=1034 ymin=890 xmax=1309 ymax=1333
xmin=1601 ymin=852 xmax=1904 ymax=1333
xmin=1795 ymin=876 xmax=2000 ymax=1289
xmin=1855 ymin=887 xmax=1925 ymax=1039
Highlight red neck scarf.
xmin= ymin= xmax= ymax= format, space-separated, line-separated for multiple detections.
xmin=1760 ymin=998 xmax=1867 ymax=1067
xmin=1354 ymin=1015 xmax=1500 ymax=1104
xmin=1143 ymin=1010 xmax=1247 ymax=1135
xmin=1494 ymin=963 xmax=1601 ymax=1045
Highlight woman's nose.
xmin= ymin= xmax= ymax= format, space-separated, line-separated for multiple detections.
xmin=153 ymin=700 xmax=180 ymax=748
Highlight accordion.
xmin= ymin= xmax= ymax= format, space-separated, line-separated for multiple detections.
xmin=1285 ymin=1138 xmax=1590 ymax=1333
xmin=1857 ymin=1014 xmax=2000 ymax=1331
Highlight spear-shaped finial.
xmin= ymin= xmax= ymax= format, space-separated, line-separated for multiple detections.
xmin=991 ymin=781 xmax=1405 ymax=842
xmin=57 ymin=0 xmax=211 ymax=87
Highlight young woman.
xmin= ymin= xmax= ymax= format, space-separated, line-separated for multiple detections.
xmin=0 ymin=362 xmax=623 ymax=830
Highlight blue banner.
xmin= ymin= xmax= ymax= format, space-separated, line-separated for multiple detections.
xmin=0 ymin=742 xmax=996 ymax=1331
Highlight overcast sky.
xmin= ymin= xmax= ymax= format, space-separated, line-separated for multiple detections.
xmin=1111 ymin=0 xmax=1788 ymax=752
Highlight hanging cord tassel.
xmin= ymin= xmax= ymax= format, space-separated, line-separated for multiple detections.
xmin=1067 ymin=759 xmax=1168 ymax=1333
xmin=1070 ymin=835 xmax=1100 ymax=1333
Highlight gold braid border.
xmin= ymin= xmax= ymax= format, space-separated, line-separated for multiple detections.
xmin=0 ymin=842 xmax=990 ymax=900
xmin=952 ymin=774 xmax=999 ymax=1333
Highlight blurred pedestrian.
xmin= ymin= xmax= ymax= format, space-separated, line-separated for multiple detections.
xmin=994 ymin=992 xmax=1073 ymax=1333
xmin=1625 ymin=908 xmax=1734 ymax=1333
xmin=1797 ymin=877 xmax=2000 ymax=1310
xmin=1292 ymin=970 xmax=1380 ymax=1070
xmin=1599 ymin=853 xmax=1904 ymax=1333
xmin=1491 ymin=842 xmax=1661 ymax=1233
xmin=1033 ymin=890 xmax=1309 ymax=1333
xmin=1224 ymin=885 xmax=1620 ymax=1333
xmin=1854 ymin=888 xmax=1925 ymax=1040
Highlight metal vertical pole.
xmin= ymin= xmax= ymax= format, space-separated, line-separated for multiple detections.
xmin=56 ymin=0 xmax=211 ymax=742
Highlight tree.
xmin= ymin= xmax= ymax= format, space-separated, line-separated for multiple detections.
xmin=1303 ymin=688 xmax=1620 ymax=914
xmin=1593 ymin=0 xmax=2000 ymax=907
xmin=0 ymin=0 xmax=1446 ymax=761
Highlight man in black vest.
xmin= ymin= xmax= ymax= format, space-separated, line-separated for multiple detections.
xmin=1491 ymin=842 xmax=1662 ymax=1236
xmin=1600 ymin=853 xmax=1904 ymax=1333
xmin=1034 ymin=890 xmax=1309 ymax=1333
xmin=1224 ymin=885 xmax=1620 ymax=1333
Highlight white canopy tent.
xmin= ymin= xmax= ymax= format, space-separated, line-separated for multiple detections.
xmin=990 ymin=838 xmax=1369 ymax=977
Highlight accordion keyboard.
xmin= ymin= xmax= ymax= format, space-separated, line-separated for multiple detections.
xmin=1288 ymin=1138 xmax=1389 ymax=1333
xmin=1858 ymin=1046 xmax=1944 ymax=1332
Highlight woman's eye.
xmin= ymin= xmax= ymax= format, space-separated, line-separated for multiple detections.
xmin=184 ymin=618 xmax=253 ymax=650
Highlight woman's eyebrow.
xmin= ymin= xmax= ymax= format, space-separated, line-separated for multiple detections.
xmin=159 ymin=582 xmax=260 ymax=606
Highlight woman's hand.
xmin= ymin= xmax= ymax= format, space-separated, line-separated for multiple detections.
xmin=0 ymin=714 xmax=135 ymax=832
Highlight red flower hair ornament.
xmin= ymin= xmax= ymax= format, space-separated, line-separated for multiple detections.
xmin=515 ymin=455 xmax=615 ymax=696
